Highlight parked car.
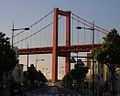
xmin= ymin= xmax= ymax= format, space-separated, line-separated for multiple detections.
xmin=10 ymin=82 xmax=26 ymax=96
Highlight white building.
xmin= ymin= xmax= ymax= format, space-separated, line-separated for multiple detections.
xmin=12 ymin=64 xmax=24 ymax=83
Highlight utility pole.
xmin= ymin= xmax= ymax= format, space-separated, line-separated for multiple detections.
xmin=27 ymin=44 xmax=29 ymax=71
xmin=35 ymin=58 xmax=44 ymax=70
xmin=12 ymin=21 xmax=14 ymax=49
xmin=92 ymin=21 xmax=95 ymax=96
xmin=11 ymin=21 xmax=29 ymax=48
xmin=11 ymin=21 xmax=30 ymax=71
xmin=76 ymin=21 xmax=95 ymax=96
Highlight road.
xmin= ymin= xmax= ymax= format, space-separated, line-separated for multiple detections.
xmin=25 ymin=86 xmax=81 ymax=96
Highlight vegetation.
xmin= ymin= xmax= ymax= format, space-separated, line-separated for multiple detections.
xmin=24 ymin=64 xmax=47 ymax=88
xmin=92 ymin=29 xmax=120 ymax=96
xmin=37 ymin=70 xmax=47 ymax=83
xmin=0 ymin=32 xmax=18 ymax=87
xmin=27 ymin=64 xmax=38 ymax=82
xmin=62 ymin=59 xmax=88 ymax=88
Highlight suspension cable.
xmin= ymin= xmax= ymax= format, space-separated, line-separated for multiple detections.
xmin=14 ymin=21 xmax=53 ymax=45
xmin=72 ymin=16 xmax=107 ymax=34
xmin=14 ymin=16 xmax=62 ymax=45
xmin=12 ymin=10 xmax=53 ymax=38
xmin=72 ymin=13 xmax=108 ymax=33
xmin=72 ymin=13 xmax=108 ymax=32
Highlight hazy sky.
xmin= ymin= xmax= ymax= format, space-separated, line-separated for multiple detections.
xmin=0 ymin=0 xmax=120 ymax=79
xmin=0 ymin=0 xmax=120 ymax=37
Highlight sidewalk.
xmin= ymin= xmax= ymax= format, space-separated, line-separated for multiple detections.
xmin=75 ymin=89 xmax=91 ymax=96
xmin=0 ymin=88 xmax=9 ymax=96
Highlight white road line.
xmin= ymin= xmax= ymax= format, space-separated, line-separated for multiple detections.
xmin=26 ymin=93 xmax=81 ymax=96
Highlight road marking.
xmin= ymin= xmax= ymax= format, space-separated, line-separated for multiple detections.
xmin=26 ymin=93 xmax=81 ymax=96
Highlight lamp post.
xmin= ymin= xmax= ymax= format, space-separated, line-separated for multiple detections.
xmin=76 ymin=23 xmax=95 ymax=96
xmin=11 ymin=22 xmax=30 ymax=71
xmin=11 ymin=22 xmax=30 ymax=48
xmin=35 ymin=58 xmax=44 ymax=70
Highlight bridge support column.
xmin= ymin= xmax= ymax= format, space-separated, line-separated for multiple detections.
xmin=65 ymin=53 xmax=70 ymax=74
xmin=52 ymin=7 xmax=71 ymax=83
xmin=52 ymin=8 xmax=58 ymax=83
xmin=65 ymin=11 xmax=71 ymax=74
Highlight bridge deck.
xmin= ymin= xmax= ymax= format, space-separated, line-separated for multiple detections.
xmin=19 ymin=44 xmax=100 ymax=55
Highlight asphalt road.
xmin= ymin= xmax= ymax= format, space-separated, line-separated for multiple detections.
xmin=25 ymin=86 xmax=81 ymax=96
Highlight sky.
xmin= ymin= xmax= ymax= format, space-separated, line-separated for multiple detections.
xmin=0 ymin=0 xmax=120 ymax=79
xmin=0 ymin=0 xmax=120 ymax=37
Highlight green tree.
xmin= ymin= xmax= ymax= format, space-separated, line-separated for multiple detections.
xmin=37 ymin=70 xmax=47 ymax=83
xmin=0 ymin=32 xmax=18 ymax=86
xmin=27 ymin=65 xmax=47 ymax=88
xmin=27 ymin=64 xmax=38 ymax=83
xmin=71 ymin=64 xmax=88 ymax=83
xmin=92 ymin=29 xmax=120 ymax=96
xmin=62 ymin=59 xmax=88 ymax=88
xmin=62 ymin=72 xmax=73 ymax=88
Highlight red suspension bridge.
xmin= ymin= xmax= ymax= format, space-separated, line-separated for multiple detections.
xmin=13 ymin=7 xmax=107 ymax=83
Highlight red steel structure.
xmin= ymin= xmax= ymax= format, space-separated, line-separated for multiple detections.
xmin=52 ymin=8 xmax=71 ymax=83
xmin=19 ymin=44 xmax=101 ymax=55
xmin=19 ymin=8 xmax=101 ymax=83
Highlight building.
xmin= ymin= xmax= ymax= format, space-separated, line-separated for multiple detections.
xmin=85 ymin=53 xmax=109 ymax=86
xmin=12 ymin=64 xmax=24 ymax=83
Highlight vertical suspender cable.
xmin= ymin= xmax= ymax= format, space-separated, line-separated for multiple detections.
xmin=77 ymin=21 xmax=79 ymax=45
xmin=59 ymin=16 xmax=61 ymax=46
xmin=97 ymin=30 xmax=100 ymax=44
xmin=98 ymin=31 xmax=100 ymax=44
xmin=84 ymin=19 xmax=85 ymax=44
xmin=71 ymin=17 xmax=73 ymax=45
xmin=63 ymin=16 xmax=65 ymax=45
xmin=46 ymin=15 xmax=47 ymax=47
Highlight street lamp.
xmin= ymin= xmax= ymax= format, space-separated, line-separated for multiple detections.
xmin=76 ymin=23 xmax=95 ymax=96
xmin=11 ymin=22 xmax=30 ymax=71
xmin=76 ymin=26 xmax=94 ymax=31
xmin=35 ymin=58 xmax=44 ymax=70
xmin=11 ymin=22 xmax=30 ymax=48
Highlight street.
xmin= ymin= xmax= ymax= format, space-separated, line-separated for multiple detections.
xmin=25 ymin=86 xmax=81 ymax=96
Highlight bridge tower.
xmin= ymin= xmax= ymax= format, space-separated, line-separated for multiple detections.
xmin=52 ymin=7 xmax=71 ymax=83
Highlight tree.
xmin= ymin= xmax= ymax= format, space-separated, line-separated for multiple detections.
xmin=27 ymin=64 xmax=38 ymax=83
xmin=62 ymin=59 xmax=88 ymax=88
xmin=62 ymin=72 xmax=73 ymax=88
xmin=92 ymin=29 xmax=120 ymax=96
xmin=0 ymin=32 xmax=18 ymax=87
xmin=71 ymin=60 xmax=88 ymax=87
xmin=27 ymin=65 xmax=47 ymax=88
xmin=71 ymin=64 xmax=88 ymax=83
xmin=37 ymin=70 xmax=47 ymax=83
